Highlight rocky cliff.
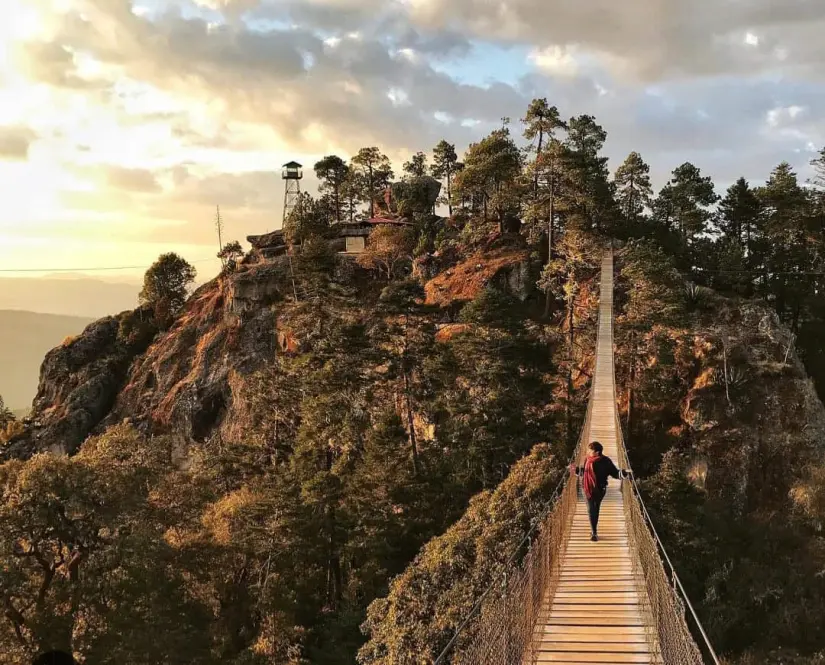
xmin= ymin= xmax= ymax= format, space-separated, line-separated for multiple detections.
xmin=613 ymin=246 xmax=825 ymax=659
xmin=2 ymin=307 xmax=157 ymax=458
xmin=3 ymin=244 xmax=541 ymax=460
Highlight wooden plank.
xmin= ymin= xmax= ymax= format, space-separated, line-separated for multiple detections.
xmin=536 ymin=652 xmax=661 ymax=665
xmin=524 ymin=253 xmax=662 ymax=664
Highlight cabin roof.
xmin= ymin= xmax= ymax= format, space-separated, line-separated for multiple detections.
xmin=282 ymin=161 xmax=303 ymax=168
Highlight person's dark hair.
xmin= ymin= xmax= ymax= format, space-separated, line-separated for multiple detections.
xmin=32 ymin=651 xmax=76 ymax=665
xmin=588 ymin=441 xmax=604 ymax=454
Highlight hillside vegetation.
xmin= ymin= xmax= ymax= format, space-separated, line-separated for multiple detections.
xmin=1 ymin=100 xmax=824 ymax=664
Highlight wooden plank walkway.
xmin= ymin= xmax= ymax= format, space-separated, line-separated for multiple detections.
xmin=532 ymin=252 xmax=661 ymax=664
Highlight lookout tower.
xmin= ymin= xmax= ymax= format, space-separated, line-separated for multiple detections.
xmin=282 ymin=161 xmax=303 ymax=224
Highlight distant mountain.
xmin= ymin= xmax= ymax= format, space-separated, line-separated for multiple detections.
xmin=0 ymin=310 xmax=94 ymax=410
xmin=0 ymin=277 xmax=140 ymax=318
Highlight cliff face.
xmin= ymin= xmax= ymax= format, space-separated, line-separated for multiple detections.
xmin=614 ymin=250 xmax=825 ymax=660
xmin=3 ymin=307 xmax=157 ymax=458
xmin=4 ymin=242 xmax=549 ymax=460
xmin=3 ymin=259 xmax=294 ymax=458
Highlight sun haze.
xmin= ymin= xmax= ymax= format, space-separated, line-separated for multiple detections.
xmin=2 ymin=0 xmax=825 ymax=281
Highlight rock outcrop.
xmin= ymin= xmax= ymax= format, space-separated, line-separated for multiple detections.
xmin=424 ymin=247 xmax=536 ymax=307
xmin=2 ymin=258 xmax=305 ymax=459
xmin=105 ymin=264 xmax=288 ymax=442
xmin=3 ymin=306 xmax=158 ymax=458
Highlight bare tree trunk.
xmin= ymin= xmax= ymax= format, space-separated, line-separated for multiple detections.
xmin=324 ymin=448 xmax=342 ymax=607
xmin=403 ymin=369 xmax=420 ymax=476
xmin=533 ymin=127 xmax=544 ymax=198
xmin=447 ymin=170 xmax=453 ymax=217
xmin=566 ymin=288 xmax=575 ymax=448
xmin=722 ymin=338 xmax=731 ymax=406
xmin=368 ymin=164 xmax=375 ymax=218
xmin=627 ymin=333 xmax=636 ymax=439
xmin=544 ymin=176 xmax=556 ymax=317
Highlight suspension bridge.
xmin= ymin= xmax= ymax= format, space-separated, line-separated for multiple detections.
xmin=435 ymin=250 xmax=720 ymax=665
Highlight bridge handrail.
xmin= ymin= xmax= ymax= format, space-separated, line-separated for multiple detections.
xmin=432 ymin=390 xmax=595 ymax=664
xmin=608 ymin=249 xmax=722 ymax=665
xmin=431 ymin=246 xmax=722 ymax=664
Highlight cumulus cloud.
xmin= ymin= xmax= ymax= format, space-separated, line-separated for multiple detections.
xmin=406 ymin=0 xmax=825 ymax=81
xmin=0 ymin=126 xmax=37 ymax=160
xmin=106 ymin=166 xmax=162 ymax=192
xmin=528 ymin=46 xmax=580 ymax=78
xmin=4 ymin=0 xmax=825 ymax=278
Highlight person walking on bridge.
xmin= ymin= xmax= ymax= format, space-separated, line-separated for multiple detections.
xmin=570 ymin=441 xmax=629 ymax=542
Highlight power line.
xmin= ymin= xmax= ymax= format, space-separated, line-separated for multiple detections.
xmin=0 ymin=257 xmax=218 ymax=274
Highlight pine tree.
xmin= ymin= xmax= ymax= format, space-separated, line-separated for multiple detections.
xmin=614 ymin=151 xmax=653 ymax=234
xmin=431 ymin=140 xmax=462 ymax=216
xmin=402 ymin=152 xmax=428 ymax=179
xmin=453 ymin=128 xmax=523 ymax=231
xmin=314 ymin=155 xmax=350 ymax=223
xmin=654 ymin=163 xmax=719 ymax=243
xmin=756 ymin=162 xmax=813 ymax=331
xmin=562 ymin=115 xmax=614 ymax=231
xmin=351 ymin=148 xmax=394 ymax=218
xmin=522 ymin=98 xmax=566 ymax=198
xmin=716 ymin=177 xmax=762 ymax=251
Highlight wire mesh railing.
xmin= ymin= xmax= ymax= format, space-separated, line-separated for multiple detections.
xmin=433 ymin=398 xmax=594 ymax=665
xmin=434 ymin=246 xmax=721 ymax=665
xmin=615 ymin=406 xmax=721 ymax=664
xmin=608 ymin=249 xmax=722 ymax=665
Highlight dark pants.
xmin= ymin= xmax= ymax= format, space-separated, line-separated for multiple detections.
xmin=586 ymin=489 xmax=606 ymax=535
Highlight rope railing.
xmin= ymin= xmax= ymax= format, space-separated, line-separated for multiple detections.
xmin=613 ymin=393 xmax=721 ymax=664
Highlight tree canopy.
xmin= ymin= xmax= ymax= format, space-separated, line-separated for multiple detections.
xmin=139 ymin=253 xmax=196 ymax=319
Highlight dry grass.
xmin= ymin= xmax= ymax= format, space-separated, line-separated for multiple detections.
xmin=434 ymin=324 xmax=472 ymax=343
xmin=424 ymin=248 xmax=530 ymax=307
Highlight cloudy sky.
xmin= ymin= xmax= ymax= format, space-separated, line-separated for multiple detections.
xmin=2 ymin=0 xmax=825 ymax=279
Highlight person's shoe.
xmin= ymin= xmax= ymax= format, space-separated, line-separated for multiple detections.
xmin=590 ymin=534 xmax=598 ymax=542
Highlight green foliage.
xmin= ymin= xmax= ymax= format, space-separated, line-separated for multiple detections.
xmin=0 ymin=394 xmax=13 ymax=428
xmin=218 ymin=240 xmax=244 ymax=266
xmin=284 ymin=193 xmax=332 ymax=244
xmin=715 ymin=177 xmax=762 ymax=250
xmin=351 ymin=148 xmax=394 ymax=218
xmin=431 ymin=140 xmax=462 ymax=215
xmin=620 ymin=239 xmax=684 ymax=329
xmin=402 ymin=152 xmax=427 ymax=179
xmin=0 ymin=425 xmax=215 ymax=663
xmin=614 ymin=151 xmax=653 ymax=231
xmin=358 ymin=444 xmax=561 ymax=664
xmin=653 ymin=162 xmax=719 ymax=248
xmin=315 ymin=155 xmax=350 ymax=223
xmin=139 ymin=252 xmax=197 ymax=323
xmin=378 ymin=279 xmax=425 ymax=314
xmin=458 ymin=287 xmax=520 ymax=330
xmin=522 ymin=98 xmax=565 ymax=149
xmin=390 ymin=177 xmax=441 ymax=217
xmin=453 ymin=127 xmax=523 ymax=229
xmin=117 ymin=306 xmax=159 ymax=348
xmin=294 ymin=234 xmax=337 ymax=293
